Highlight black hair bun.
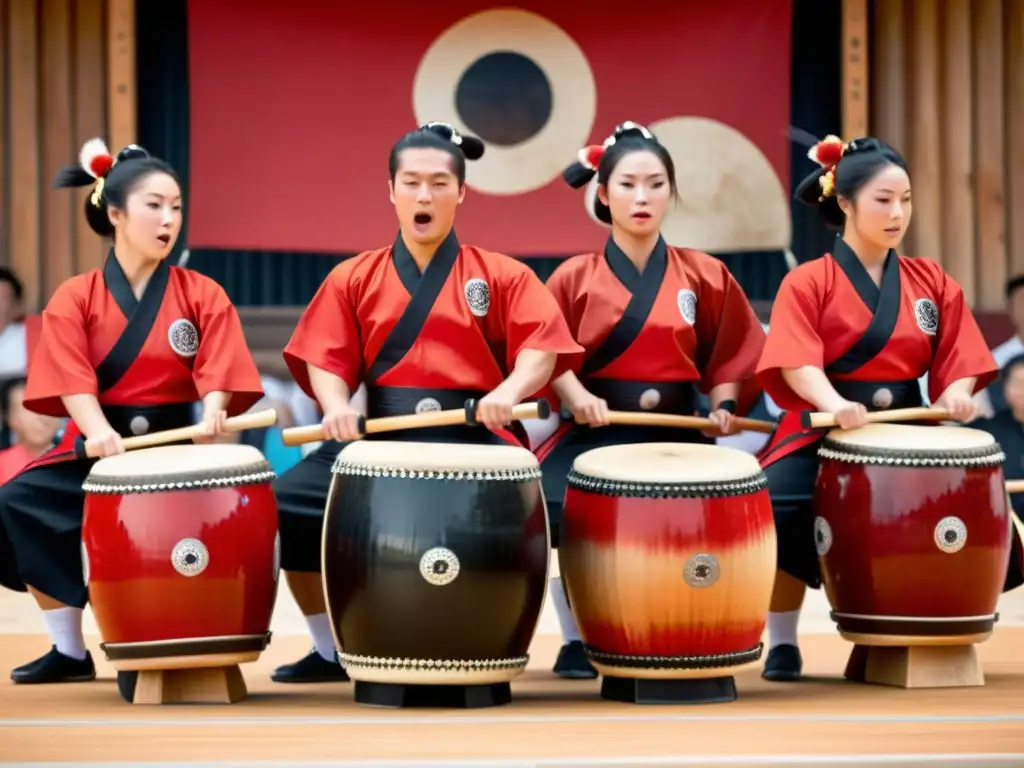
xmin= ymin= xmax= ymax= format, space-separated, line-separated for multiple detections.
xmin=116 ymin=144 xmax=151 ymax=163
xmin=420 ymin=122 xmax=485 ymax=161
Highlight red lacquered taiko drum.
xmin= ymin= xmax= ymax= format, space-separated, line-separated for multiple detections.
xmin=815 ymin=423 xmax=1011 ymax=646
xmin=559 ymin=442 xmax=777 ymax=704
xmin=81 ymin=444 xmax=280 ymax=691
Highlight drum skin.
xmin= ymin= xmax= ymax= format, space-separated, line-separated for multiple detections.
xmin=815 ymin=427 xmax=1011 ymax=639
xmin=81 ymin=446 xmax=280 ymax=669
xmin=560 ymin=444 xmax=776 ymax=679
xmin=323 ymin=442 xmax=549 ymax=686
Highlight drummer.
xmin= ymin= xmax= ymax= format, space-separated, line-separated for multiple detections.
xmin=270 ymin=122 xmax=583 ymax=685
xmin=0 ymin=139 xmax=264 ymax=685
xmin=755 ymin=134 xmax=1023 ymax=682
xmin=534 ymin=121 xmax=766 ymax=679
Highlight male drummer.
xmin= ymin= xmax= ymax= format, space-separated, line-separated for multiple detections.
xmin=269 ymin=122 xmax=582 ymax=684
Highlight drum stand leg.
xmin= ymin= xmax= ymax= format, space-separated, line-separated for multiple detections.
xmin=600 ymin=675 xmax=737 ymax=705
xmin=121 ymin=665 xmax=248 ymax=704
xmin=843 ymin=644 xmax=984 ymax=689
xmin=354 ymin=681 xmax=512 ymax=709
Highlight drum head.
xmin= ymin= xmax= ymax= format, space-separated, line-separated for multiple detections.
xmin=823 ymin=423 xmax=995 ymax=451
xmin=571 ymin=442 xmax=763 ymax=485
xmin=820 ymin=423 xmax=1004 ymax=467
xmin=88 ymin=443 xmax=268 ymax=478
xmin=335 ymin=440 xmax=540 ymax=473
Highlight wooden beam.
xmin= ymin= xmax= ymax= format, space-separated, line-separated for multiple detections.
xmin=842 ymin=0 xmax=869 ymax=139
xmin=106 ymin=0 xmax=136 ymax=152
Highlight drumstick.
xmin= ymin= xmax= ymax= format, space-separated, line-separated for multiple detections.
xmin=68 ymin=409 xmax=279 ymax=460
xmin=1006 ymin=480 xmax=1024 ymax=495
xmin=800 ymin=406 xmax=952 ymax=430
xmin=588 ymin=410 xmax=775 ymax=434
xmin=280 ymin=398 xmax=552 ymax=447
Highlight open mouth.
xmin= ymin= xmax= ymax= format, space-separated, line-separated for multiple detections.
xmin=884 ymin=226 xmax=901 ymax=235
xmin=414 ymin=213 xmax=433 ymax=225
xmin=632 ymin=212 xmax=651 ymax=220
xmin=157 ymin=234 xmax=171 ymax=246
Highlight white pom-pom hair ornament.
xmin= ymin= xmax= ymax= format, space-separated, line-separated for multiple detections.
xmin=79 ymin=138 xmax=114 ymax=179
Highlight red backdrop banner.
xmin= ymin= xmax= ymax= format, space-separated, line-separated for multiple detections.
xmin=187 ymin=0 xmax=792 ymax=256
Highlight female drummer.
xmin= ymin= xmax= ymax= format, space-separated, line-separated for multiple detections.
xmin=536 ymin=121 xmax=767 ymax=678
xmin=0 ymin=139 xmax=264 ymax=685
xmin=757 ymin=135 xmax=1023 ymax=682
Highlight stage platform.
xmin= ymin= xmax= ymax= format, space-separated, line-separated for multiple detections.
xmin=2 ymin=558 xmax=1023 ymax=765
xmin=0 ymin=629 xmax=1022 ymax=765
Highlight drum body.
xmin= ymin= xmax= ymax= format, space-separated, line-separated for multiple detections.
xmin=815 ymin=424 xmax=1010 ymax=641
xmin=323 ymin=440 xmax=548 ymax=700
xmin=560 ymin=443 xmax=776 ymax=683
xmin=82 ymin=444 xmax=279 ymax=671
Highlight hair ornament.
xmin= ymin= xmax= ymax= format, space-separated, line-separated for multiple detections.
xmin=563 ymin=120 xmax=657 ymax=189
xmin=807 ymin=134 xmax=849 ymax=200
xmin=77 ymin=138 xmax=115 ymax=208
xmin=576 ymin=145 xmax=605 ymax=171
xmin=419 ymin=121 xmax=485 ymax=160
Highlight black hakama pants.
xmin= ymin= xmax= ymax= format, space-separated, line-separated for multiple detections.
xmin=0 ymin=458 xmax=96 ymax=608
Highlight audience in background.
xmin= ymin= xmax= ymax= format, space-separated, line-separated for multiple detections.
xmin=0 ymin=378 xmax=61 ymax=484
xmin=970 ymin=275 xmax=1024 ymax=419
xmin=973 ymin=354 xmax=1024 ymax=524
xmin=0 ymin=268 xmax=26 ymax=381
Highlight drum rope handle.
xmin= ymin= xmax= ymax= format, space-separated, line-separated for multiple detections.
xmin=588 ymin=410 xmax=775 ymax=434
xmin=74 ymin=409 xmax=279 ymax=459
xmin=800 ymin=406 xmax=952 ymax=430
xmin=280 ymin=398 xmax=551 ymax=446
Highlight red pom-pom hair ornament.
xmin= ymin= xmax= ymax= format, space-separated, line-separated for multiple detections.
xmin=577 ymin=145 xmax=605 ymax=171
xmin=807 ymin=135 xmax=846 ymax=169
xmin=807 ymin=135 xmax=846 ymax=200
xmin=80 ymin=138 xmax=114 ymax=179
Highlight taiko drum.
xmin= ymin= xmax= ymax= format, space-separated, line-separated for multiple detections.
xmin=814 ymin=423 xmax=1011 ymax=642
xmin=322 ymin=440 xmax=549 ymax=709
xmin=81 ymin=444 xmax=280 ymax=671
xmin=559 ymin=442 xmax=776 ymax=704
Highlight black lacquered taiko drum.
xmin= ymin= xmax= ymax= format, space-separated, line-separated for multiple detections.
xmin=322 ymin=440 xmax=549 ymax=708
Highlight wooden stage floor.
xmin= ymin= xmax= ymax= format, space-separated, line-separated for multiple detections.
xmin=0 ymin=631 xmax=1022 ymax=765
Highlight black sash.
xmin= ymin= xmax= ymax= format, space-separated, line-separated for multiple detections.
xmin=367 ymin=230 xmax=461 ymax=382
xmin=579 ymin=235 xmax=668 ymax=377
xmin=95 ymin=249 xmax=171 ymax=393
xmin=825 ymin=236 xmax=900 ymax=376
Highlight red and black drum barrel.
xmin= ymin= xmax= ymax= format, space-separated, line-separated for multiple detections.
xmin=81 ymin=444 xmax=280 ymax=700
xmin=322 ymin=440 xmax=549 ymax=708
xmin=815 ymin=424 xmax=1011 ymax=644
xmin=559 ymin=442 xmax=776 ymax=704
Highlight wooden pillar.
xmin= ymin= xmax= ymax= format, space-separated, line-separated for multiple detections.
xmin=107 ymin=0 xmax=136 ymax=154
xmin=841 ymin=0 xmax=869 ymax=139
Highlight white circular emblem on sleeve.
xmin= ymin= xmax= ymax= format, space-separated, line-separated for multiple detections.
xmin=914 ymin=298 xmax=939 ymax=336
xmin=168 ymin=318 xmax=200 ymax=357
xmin=464 ymin=278 xmax=491 ymax=317
xmin=677 ymin=289 xmax=697 ymax=325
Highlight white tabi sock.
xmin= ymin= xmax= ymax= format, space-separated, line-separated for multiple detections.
xmin=549 ymin=577 xmax=581 ymax=643
xmin=766 ymin=609 xmax=801 ymax=651
xmin=305 ymin=613 xmax=337 ymax=662
xmin=42 ymin=607 xmax=87 ymax=661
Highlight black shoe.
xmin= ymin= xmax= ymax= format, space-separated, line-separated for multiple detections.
xmin=270 ymin=649 xmax=350 ymax=683
xmin=761 ymin=644 xmax=802 ymax=681
xmin=11 ymin=646 xmax=96 ymax=684
xmin=552 ymin=640 xmax=598 ymax=679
